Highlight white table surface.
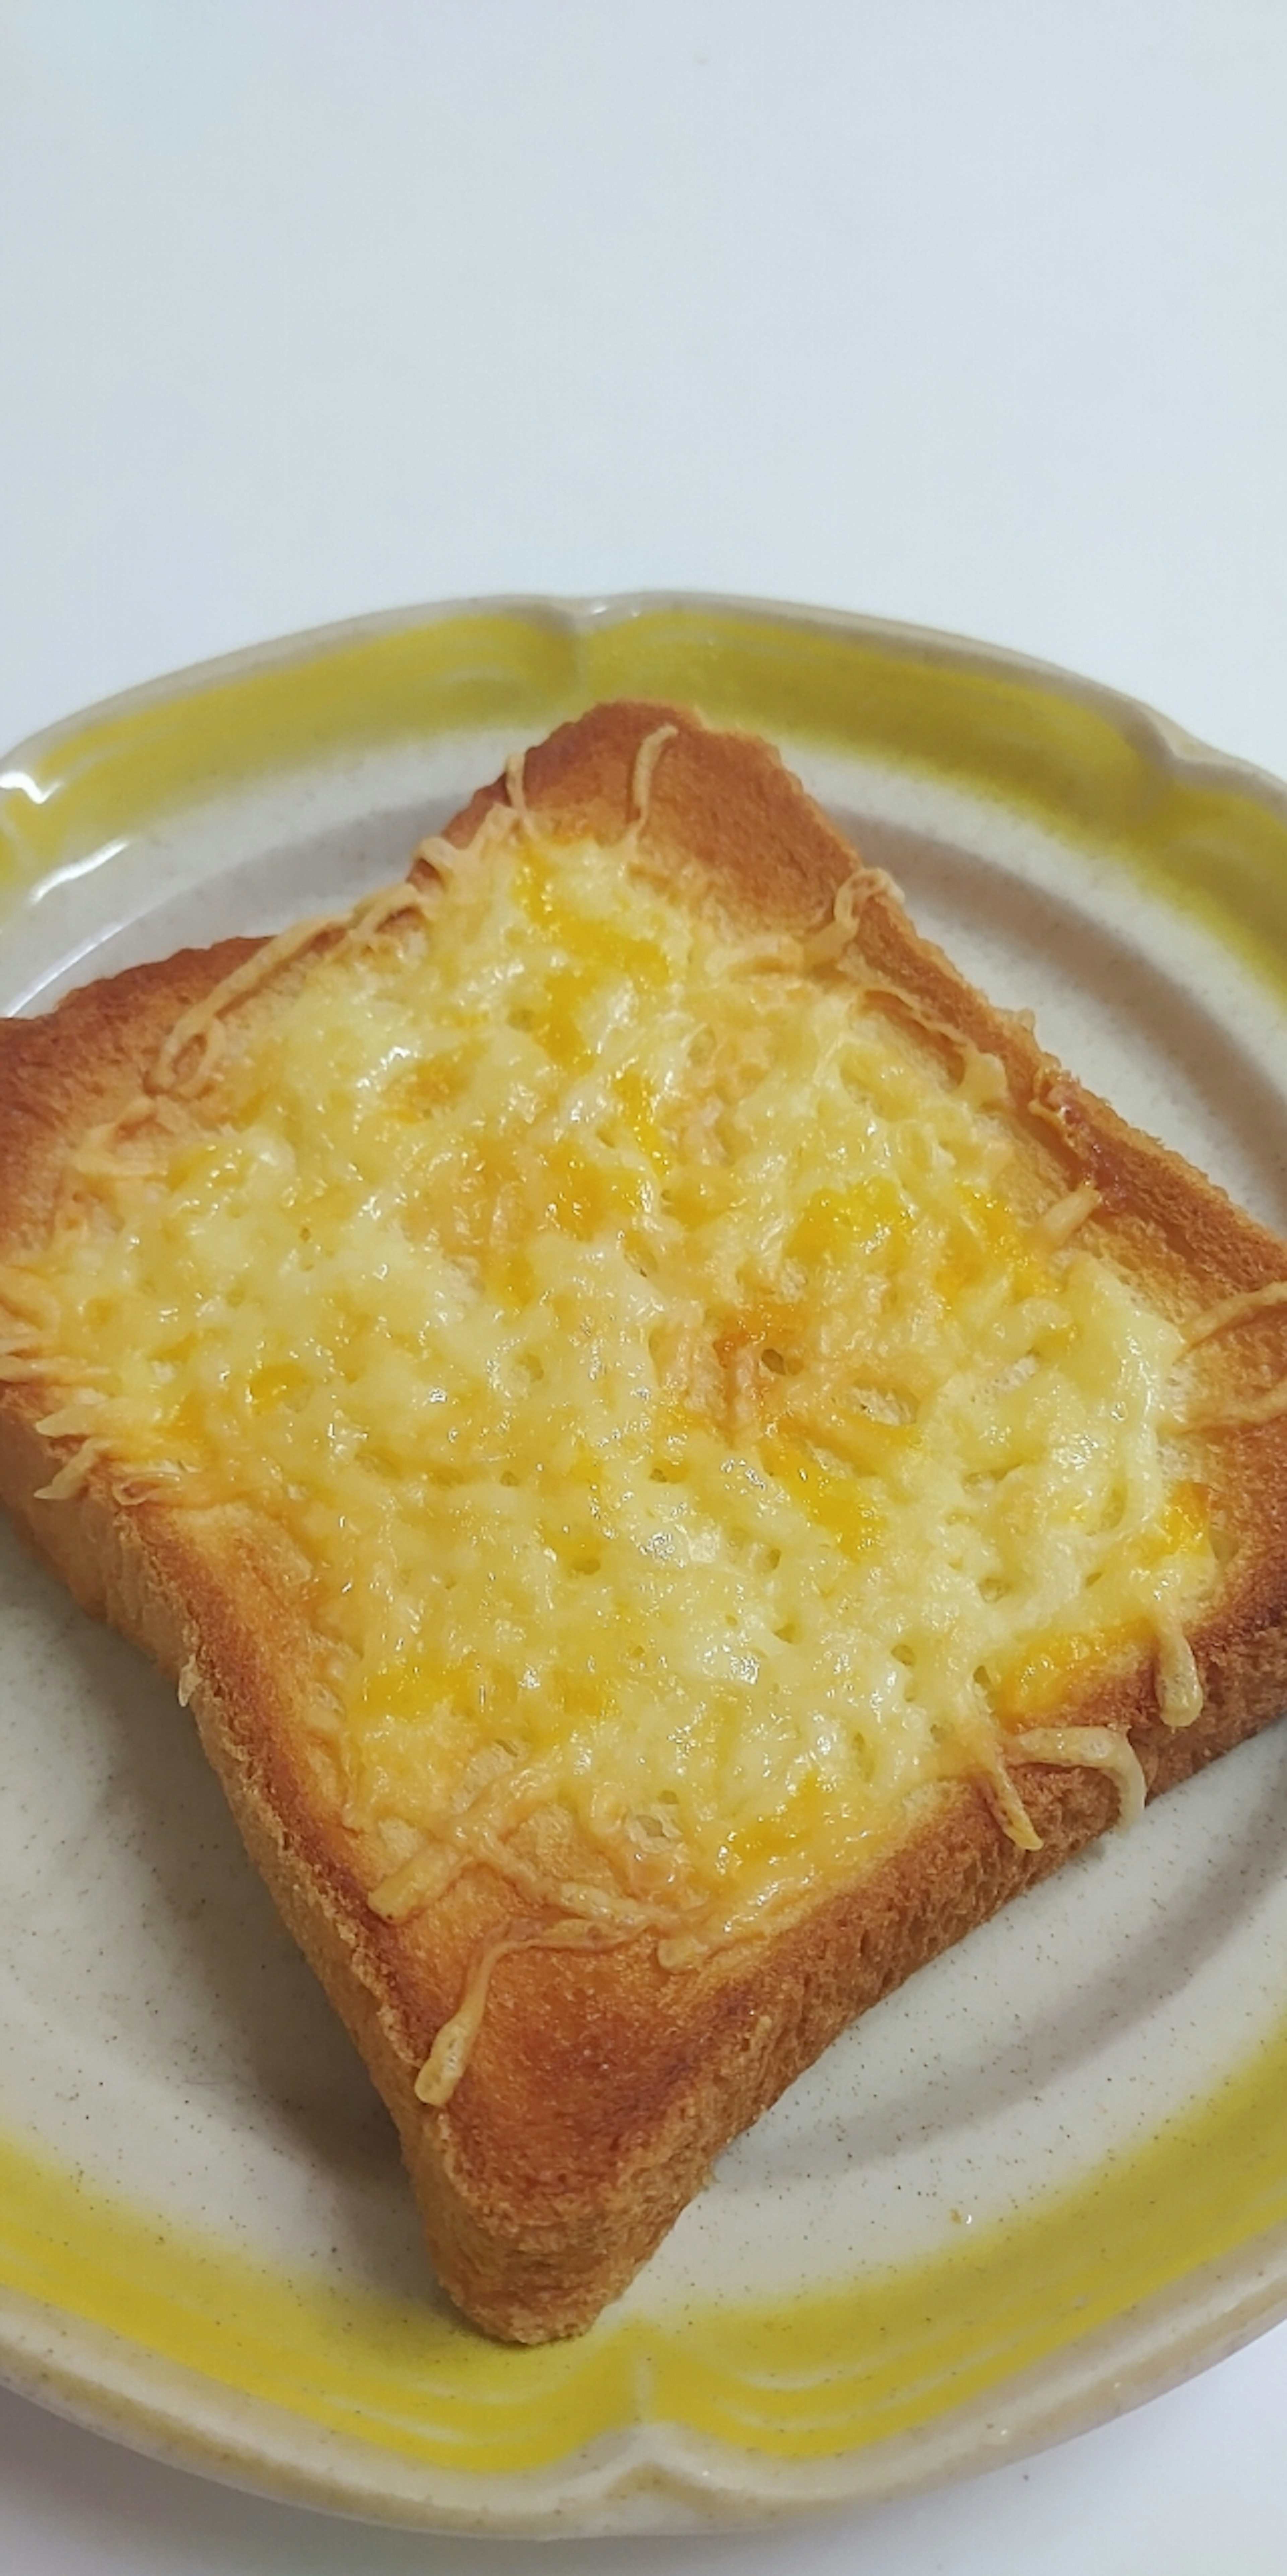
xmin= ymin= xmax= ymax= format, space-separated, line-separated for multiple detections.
xmin=4 ymin=4 xmax=1287 ymax=2567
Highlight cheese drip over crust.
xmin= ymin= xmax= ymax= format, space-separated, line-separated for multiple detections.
xmin=3 ymin=810 xmax=1217 ymax=2028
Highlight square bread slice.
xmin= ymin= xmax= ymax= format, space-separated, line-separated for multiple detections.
xmin=3 ymin=700 xmax=1287 ymax=2343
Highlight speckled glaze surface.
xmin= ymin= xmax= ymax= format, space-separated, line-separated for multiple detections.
xmin=4 ymin=595 xmax=1287 ymax=2534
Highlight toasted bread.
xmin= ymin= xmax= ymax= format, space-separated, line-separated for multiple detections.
xmin=3 ymin=702 xmax=1287 ymax=2345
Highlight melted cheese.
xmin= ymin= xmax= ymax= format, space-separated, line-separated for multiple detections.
xmin=2 ymin=813 xmax=1218 ymax=2006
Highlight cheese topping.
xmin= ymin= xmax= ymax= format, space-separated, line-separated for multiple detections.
xmin=1 ymin=797 xmax=1221 ymax=2081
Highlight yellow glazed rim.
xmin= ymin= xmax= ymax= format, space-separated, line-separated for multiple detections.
xmin=6 ymin=593 xmax=1287 ymax=995
xmin=4 ymin=594 xmax=1287 ymax=2531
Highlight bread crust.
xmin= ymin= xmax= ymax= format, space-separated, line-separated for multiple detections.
xmin=4 ymin=704 xmax=1287 ymax=2343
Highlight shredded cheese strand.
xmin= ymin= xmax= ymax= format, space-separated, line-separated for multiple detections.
xmin=1009 ymin=1725 xmax=1147 ymax=1831
xmin=151 ymin=913 xmax=343 ymax=1098
xmin=796 ymin=871 xmax=875 ymax=969
xmin=147 ymin=882 xmax=442 ymax=1106
xmin=504 ymin=748 xmax=532 ymax=832
xmin=628 ymin=723 xmax=678 ymax=839
xmin=1182 ymin=1279 xmax=1287 ymax=1351
xmin=414 ymin=1916 xmax=637 ymax=2108
xmin=1154 ymin=1615 xmax=1204 ymax=1728
xmin=33 ymin=1438 xmax=107 ymax=1502
xmin=1166 ymin=1279 xmax=1287 ymax=1431
xmin=1034 ymin=1183 xmax=1101 ymax=1249
xmin=842 ymin=966 xmax=1015 ymax=1111
xmin=984 ymin=1758 xmax=1044 ymax=1853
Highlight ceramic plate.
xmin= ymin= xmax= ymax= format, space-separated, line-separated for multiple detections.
xmin=4 ymin=595 xmax=1287 ymax=2536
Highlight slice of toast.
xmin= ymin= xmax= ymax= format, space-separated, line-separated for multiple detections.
xmin=3 ymin=701 xmax=1287 ymax=2344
